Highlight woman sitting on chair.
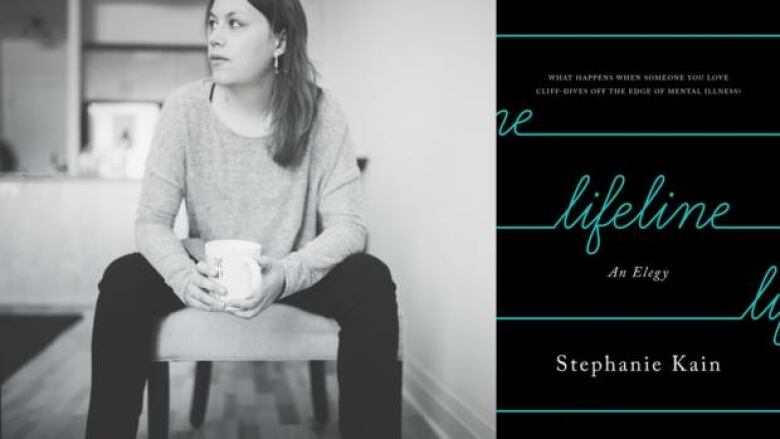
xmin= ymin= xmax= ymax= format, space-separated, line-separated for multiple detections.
xmin=85 ymin=0 xmax=402 ymax=437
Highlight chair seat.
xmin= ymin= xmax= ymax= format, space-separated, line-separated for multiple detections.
xmin=152 ymin=303 xmax=405 ymax=362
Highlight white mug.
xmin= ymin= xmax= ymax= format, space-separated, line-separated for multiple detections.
xmin=204 ymin=239 xmax=262 ymax=300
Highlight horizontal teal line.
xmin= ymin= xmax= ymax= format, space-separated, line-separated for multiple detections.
xmin=512 ymin=132 xmax=780 ymax=137
xmin=497 ymin=316 xmax=742 ymax=321
xmin=498 ymin=409 xmax=780 ymax=413
xmin=714 ymin=225 xmax=780 ymax=230
xmin=497 ymin=226 xmax=780 ymax=231
xmin=497 ymin=34 xmax=780 ymax=39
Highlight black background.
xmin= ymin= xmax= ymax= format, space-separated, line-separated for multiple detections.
xmin=497 ymin=2 xmax=780 ymax=436
xmin=500 ymin=39 xmax=780 ymax=132
xmin=498 ymin=2 xmax=780 ymax=34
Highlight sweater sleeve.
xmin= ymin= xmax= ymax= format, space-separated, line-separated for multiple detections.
xmin=135 ymin=92 xmax=196 ymax=302
xmin=279 ymin=107 xmax=368 ymax=298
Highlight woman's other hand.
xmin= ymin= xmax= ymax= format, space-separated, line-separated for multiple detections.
xmin=224 ymin=255 xmax=286 ymax=319
xmin=182 ymin=261 xmax=229 ymax=312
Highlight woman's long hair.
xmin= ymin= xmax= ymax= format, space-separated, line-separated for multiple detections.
xmin=206 ymin=0 xmax=322 ymax=168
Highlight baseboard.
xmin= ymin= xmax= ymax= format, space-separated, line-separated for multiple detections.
xmin=402 ymin=358 xmax=495 ymax=439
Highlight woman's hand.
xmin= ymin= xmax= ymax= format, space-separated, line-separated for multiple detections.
xmin=182 ymin=261 xmax=229 ymax=312
xmin=182 ymin=238 xmax=207 ymax=262
xmin=224 ymin=255 xmax=286 ymax=319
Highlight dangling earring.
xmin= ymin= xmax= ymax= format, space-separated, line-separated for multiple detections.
xmin=273 ymin=52 xmax=279 ymax=75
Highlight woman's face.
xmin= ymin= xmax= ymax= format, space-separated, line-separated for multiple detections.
xmin=207 ymin=0 xmax=280 ymax=85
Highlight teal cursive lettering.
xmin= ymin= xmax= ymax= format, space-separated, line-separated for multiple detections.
xmin=497 ymin=108 xmax=533 ymax=136
xmin=553 ymin=174 xmax=732 ymax=255
xmin=741 ymin=265 xmax=780 ymax=346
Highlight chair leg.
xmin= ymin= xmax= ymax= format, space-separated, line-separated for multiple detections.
xmin=309 ymin=360 xmax=329 ymax=424
xmin=148 ymin=361 xmax=169 ymax=439
xmin=190 ymin=361 xmax=212 ymax=428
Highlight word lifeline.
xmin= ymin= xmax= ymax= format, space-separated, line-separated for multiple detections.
xmin=742 ymin=265 xmax=780 ymax=346
xmin=554 ymin=174 xmax=731 ymax=255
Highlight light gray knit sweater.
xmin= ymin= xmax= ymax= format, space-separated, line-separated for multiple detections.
xmin=135 ymin=78 xmax=367 ymax=302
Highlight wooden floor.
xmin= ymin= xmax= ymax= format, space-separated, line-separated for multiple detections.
xmin=1 ymin=309 xmax=440 ymax=439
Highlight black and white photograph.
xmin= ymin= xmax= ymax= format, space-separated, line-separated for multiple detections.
xmin=0 ymin=1 xmax=495 ymax=438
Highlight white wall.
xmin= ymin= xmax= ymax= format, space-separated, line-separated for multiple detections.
xmin=313 ymin=1 xmax=496 ymax=438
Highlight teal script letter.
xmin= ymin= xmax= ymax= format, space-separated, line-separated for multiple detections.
xmin=741 ymin=265 xmax=780 ymax=346
xmin=497 ymin=108 xmax=533 ymax=136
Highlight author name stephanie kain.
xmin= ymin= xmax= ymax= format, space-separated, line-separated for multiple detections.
xmin=555 ymin=354 xmax=722 ymax=378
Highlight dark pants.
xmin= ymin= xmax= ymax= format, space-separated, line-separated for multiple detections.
xmin=85 ymin=251 xmax=402 ymax=439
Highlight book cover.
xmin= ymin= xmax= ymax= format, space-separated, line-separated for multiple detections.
xmin=498 ymin=3 xmax=780 ymax=435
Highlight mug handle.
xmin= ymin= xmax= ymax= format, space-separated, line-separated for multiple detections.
xmin=242 ymin=257 xmax=263 ymax=296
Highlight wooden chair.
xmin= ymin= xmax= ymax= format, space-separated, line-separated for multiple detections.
xmin=147 ymin=302 xmax=405 ymax=438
